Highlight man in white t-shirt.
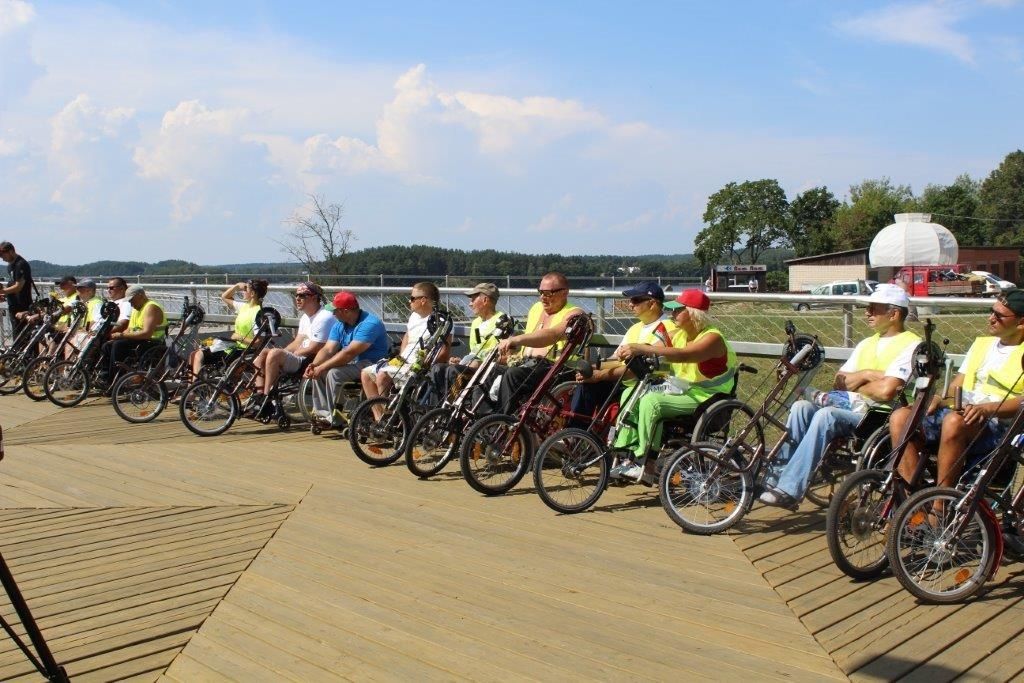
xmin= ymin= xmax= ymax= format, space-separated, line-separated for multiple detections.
xmin=761 ymin=284 xmax=920 ymax=508
xmin=250 ymin=282 xmax=333 ymax=416
xmin=891 ymin=289 xmax=1024 ymax=491
xmin=105 ymin=277 xmax=133 ymax=333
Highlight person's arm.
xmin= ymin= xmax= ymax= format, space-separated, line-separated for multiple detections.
xmin=500 ymin=309 xmax=583 ymax=353
xmin=221 ymin=283 xmax=245 ymax=306
xmin=311 ymin=340 xmax=372 ymax=378
xmin=1 ymin=278 xmax=25 ymax=296
xmin=285 ymin=335 xmax=305 ymax=353
xmin=619 ymin=331 xmax=725 ymax=365
xmin=117 ymin=305 xmax=163 ymax=340
xmin=848 ymin=375 xmax=906 ymax=402
xmin=834 ymin=369 xmax=885 ymax=391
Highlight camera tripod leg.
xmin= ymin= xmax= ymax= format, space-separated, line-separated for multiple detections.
xmin=0 ymin=552 xmax=68 ymax=682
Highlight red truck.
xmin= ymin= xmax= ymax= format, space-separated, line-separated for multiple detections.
xmin=895 ymin=265 xmax=983 ymax=297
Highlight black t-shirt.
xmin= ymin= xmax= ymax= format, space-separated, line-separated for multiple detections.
xmin=6 ymin=255 xmax=34 ymax=312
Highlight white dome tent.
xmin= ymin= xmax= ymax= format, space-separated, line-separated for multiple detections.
xmin=868 ymin=213 xmax=959 ymax=267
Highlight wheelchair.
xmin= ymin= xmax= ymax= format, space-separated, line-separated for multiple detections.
xmin=307 ymin=376 xmax=364 ymax=437
xmin=0 ymin=297 xmax=66 ymax=396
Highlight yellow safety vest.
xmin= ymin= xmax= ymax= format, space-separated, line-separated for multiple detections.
xmin=57 ymin=292 xmax=78 ymax=326
xmin=129 ymin=300 xmax=166 ymax=340
xmin=672 ymin=327 xmax=737 ymax=399
xmin=83 ymin=296 xmax=104 ymax=327
xmin=469 ymin=313 xmax=508 ymax=356
xmin=523 ymin=300 xmax=584 ymax=359
xmin=622 ymin=316 xmax=678 ymax=386
xmin=233 ymin=302 xmax=260 ymax=349
xmin=854 ymin=330 xmax=920 ymax=372
xmin=961 ymin=337 xmax=1024 ymax=399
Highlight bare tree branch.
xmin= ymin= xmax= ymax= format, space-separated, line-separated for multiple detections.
xmin=275 ymin=194 xmax=356 ymax=276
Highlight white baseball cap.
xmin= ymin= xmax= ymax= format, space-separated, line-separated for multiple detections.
xmin=866 ymin=283 xmax=910 ymax=308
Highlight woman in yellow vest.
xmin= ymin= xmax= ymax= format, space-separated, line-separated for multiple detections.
xmin=891 ymin=289 xmax=1024 ymax=492
xmin=613 ymin=289 xmax=736 ymax=482
xmin=191 ymin=279 xmax=268 ymax=377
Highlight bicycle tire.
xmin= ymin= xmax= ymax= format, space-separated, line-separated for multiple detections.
xmin=405 ymin=407 xmax=461 ymax=478
xmin=0 ymin=352 xmax=27 ymax=395
xmin=21 ymin=355 xmax=52 ymax=401
xmin=886 ymin=486 xmax=998 ymax=603
xmin=825 ymin=468 xmax=893 ymax=580
xmin=349 ymin=397 xmax=409 ymax=467
xmin=459 ymin=413 xmax=532 ymax=496
xmin=533 ymin=427 xmax=609 ymax=514
xmin=659 ymin=441 xmax=753 ymax=535
xmin=112 ymin=371 xmax=168 ymax=423
xmin=691 ymin=399 xmax=763 ymax=452
xmin=178 ymin=380 xmax=238 ymax=437
xmin=43 ymin=359 xmax=90 ymax=407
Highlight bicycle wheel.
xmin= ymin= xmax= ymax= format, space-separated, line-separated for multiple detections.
xmin=349 ymin=397 xmax=409 ymax=467
xmin=887 ymin=486 xmax=997 ymax=603
xmin=659 ymin=441 xmax=753 ymax=535
xmin=22 ymin=355 xmax=52 ymax=401
xmin=691 ymin=399 xmax=764 ymax=455
xmin=858 ymin=426 xmax=893 ymax=471
xmin=179 ymin=381 xmax=238 ymax=437
xmin=0 ymin=352 xmax=27 ymax=395
xmin=43 ymin=359 xmax=91 ymax=407
xmin=112 ymin=371 xmax=168 ymax=423
xmin=295 ymin=377 xmax=316 ymax=423
xmin=405 ymin=407 xmax=461 ymax=478
xmin=533 ymin=427 xmax=609 ymax=514
xmin=806 ymin=451 xmax=854 ymax=509
xmin=460 ymin=413 xmax=532 ymax=496
xmin=826 ymin=469 xmax=893 ymax=580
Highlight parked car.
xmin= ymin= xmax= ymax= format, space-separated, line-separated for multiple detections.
xmin=971 ymin=271 xmax=1015 ymax=297
xmin=792 ymin=280 xmax=875 ymax=311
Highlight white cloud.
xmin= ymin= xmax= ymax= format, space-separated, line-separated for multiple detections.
xmin=836 ymin=2 xmax=975 ymax=63
xmin=0 ymin=0 xmax=33 ymax=34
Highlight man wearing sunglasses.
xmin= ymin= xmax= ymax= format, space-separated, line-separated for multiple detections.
xmin=495 ymin=272 xmax=583 ymax=412
xmin=249 ymin=281 xmax=333 ymax=417
xmin=890 ymin=289 xmax=1024 ymax=500
xmin=761 ymin=283 xmax=920 ymax=509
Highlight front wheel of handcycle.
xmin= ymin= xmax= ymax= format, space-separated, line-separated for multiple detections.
xmin=533 ymin=427 xmax=609 ymax=514
xmin=459 ymin=413 xmax=532 ymax=496
xmin=22 ymin=355 xmax=52 ymax=401
xmin=886 ymin=486 xmax=999 ymax=604
xmin=178 ymin=381 xmax=239 ymax=436
xmin=659 ymin=441 xmax=753 ymax=535
xmin=43 ymin=359 xmax=90 ymax=407
xmin=348 ymin=397 xmax=409 ymax=467
xmin=112 ymin=371 xmax=168 ymax=423
xmin=825 ymin=468 xmax=894 ymax=580
xmin=691 ymin=399 xmax=763 ymax=454
xmin=405 ymin=407 xmax=461 ymax=478
xmin=0 ymin=352 xmax=28 ymax=395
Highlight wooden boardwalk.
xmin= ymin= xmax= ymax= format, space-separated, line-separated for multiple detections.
xmin=0 ymin=394 xmax=1019 ymax=680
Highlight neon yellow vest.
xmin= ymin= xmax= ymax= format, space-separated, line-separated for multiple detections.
xmin=961 ymin=337 xmax=1024 ymax=399
xmin=672 ymin=327 xmax=737 ymax=398
xmin=233 ymin=302 xmax=260 ymax=349
xmin=129 ymin=300 xmax=166 ymax=340
xmin=622 ymin=316 xmax=678 ymax=386
xmin=83 ymin=296 xmax=103 ymax=327
xmin=57 ymin=292 xmax=78 ymax=326
xmin=524 ymin=300 xmax=583 ymax=359
xmin=854 ymin=330 xmax=920 ymax=372
xmin=469 ymin=313 xmax=507 ymax=355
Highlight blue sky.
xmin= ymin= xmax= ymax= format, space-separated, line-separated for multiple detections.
xmin=0 ymin=0 xmax=1021 ymax=264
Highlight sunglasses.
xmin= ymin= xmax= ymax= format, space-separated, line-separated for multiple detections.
xmin=294 ymin=292 xmax=313 ymax=299
xmin=409 ymin=295 xmax=428 ymax=302
xmin=629 ymin=296 xmax=652 ymax=306
xmin=990 ymin=308 xmax=1019 ymax=320
xmin=537 ymin=288 xmax=567 ymax=297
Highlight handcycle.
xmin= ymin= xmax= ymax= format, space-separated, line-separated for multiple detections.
xmin=402 ymin=313 xmax=517 ymax=478
xmin=347 ymin=309 xmax=455 ymax=466
xmin=658 ymin=321 xmax=893 ymax=534
xmin=42 ymin=301 xmax=161 ymax=408
xmin=456 ymin=313 xmax=594 ymax=496
xmin=825 ymin=318 xmax=948 ymax=579
xmin=531 ymin=352 xmax=758 ymax=514
xmin=110 ymin=297 xmax=208 ymax=423
xmin=177 ymin=306 xmax=305 ymax=436
xmin=0 ymin=297 xmax=66 ymax=395
xmin=20 ymin=299 xmax=91 ymax=401
xmin=884 ymin=361 xmax=1024 ymax=603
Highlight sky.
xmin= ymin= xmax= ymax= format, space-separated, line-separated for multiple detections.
xmin=0 ymin=0 xmax=1022 ymax=265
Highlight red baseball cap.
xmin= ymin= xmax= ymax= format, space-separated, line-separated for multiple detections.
xmin=332 ymin=291 xmax=358 ymax=310
xmin=664 ymin=289 xmax=710 ymax=312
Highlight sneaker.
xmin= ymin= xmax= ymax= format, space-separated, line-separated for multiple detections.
xmin=618 ymin=463 xmax=644 ymax=481
xmin=759 ymin=487 xmax=799 ymax=511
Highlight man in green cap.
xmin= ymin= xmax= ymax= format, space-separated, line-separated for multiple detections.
xmin=890 ymin=289 xmax=1024 ymax=493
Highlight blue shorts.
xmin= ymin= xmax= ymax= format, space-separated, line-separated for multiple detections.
xmin=920 ymin=407 xmax=1006 ymax=457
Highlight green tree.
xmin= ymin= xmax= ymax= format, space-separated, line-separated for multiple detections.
xmin=920 ymin=174 xmax=985 ymax=244
xmin=695 ymin=179 xmax=789 ymax=266
xmin=978 ymin=150 xmax=1024 ymax=245
xmin=786 ymin=186 xmax=839 ymax=257
xmin=832 ymin=178 xmax=917 ymax=251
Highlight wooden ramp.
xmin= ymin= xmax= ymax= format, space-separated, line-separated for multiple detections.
xmin=0 ymin=393 xmax=1018 ymax=680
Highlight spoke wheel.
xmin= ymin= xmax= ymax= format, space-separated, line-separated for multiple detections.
xmin=43 ymin=359 xmax=90 ymax=408
xmin=112 ymin=371 xmax=168 ymax=423
xmin=0 ymin=353 xmax=28 ymax=395
xmin=659 ymin=441 xmax=752 ymax=535
xmin=692 ymin=399 xmax=763 ymax=455
xmin=806 ymin=448 xmax=856 ymax=509
xmin=405 ymin=407 xmax=461 ymax=478
xmin=533 ymin=427 xmax=609 ymax=514
xmin=349 ymin=397 xmax=409 ymax=467
xmin=295 ymin=377 xmax=316 ymax=423
xmin=826 ymin=469 xmax=895 ymax=580
xmin=179 ymin=381 xmax=238 ymax=437
xmin=22 ymin=356 xmax=52 ymax=401
xmin=459 ymin=413 xmax=532 ymax=496
xmin=887 ymin=487 xmax=997 ymax=603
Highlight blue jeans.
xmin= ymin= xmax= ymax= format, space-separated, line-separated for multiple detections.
xmin=768 ymin=400 xmax=861 ymax=501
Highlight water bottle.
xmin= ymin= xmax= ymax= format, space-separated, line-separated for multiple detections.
xmin=651 ymin=377 xmax=689 ymax=395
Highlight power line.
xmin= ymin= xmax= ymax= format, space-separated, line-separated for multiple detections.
xmin=929 ymin=212 xmax=1022 ymax=224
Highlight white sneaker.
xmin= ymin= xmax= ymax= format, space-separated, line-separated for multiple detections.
xmin=619 ymin=463 xmax=643 ymax=481
xmin=315 ymin=410 xmax=332 ymax=423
